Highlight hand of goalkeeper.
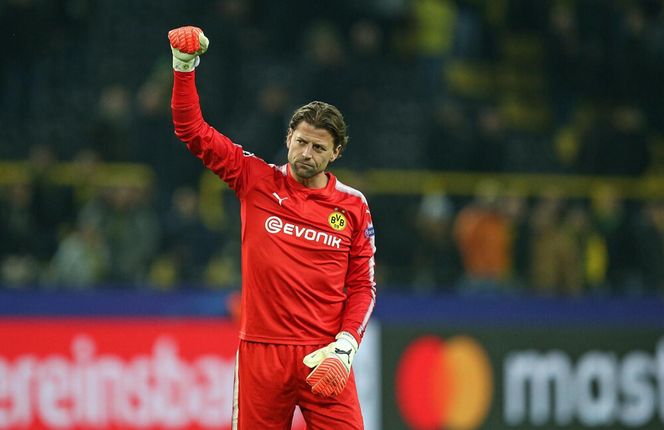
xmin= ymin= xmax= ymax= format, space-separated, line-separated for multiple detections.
xmin=168 ymin=26 xmax=209 ymax=72
xmin=303 ymin=331 xmax=358 ymax=398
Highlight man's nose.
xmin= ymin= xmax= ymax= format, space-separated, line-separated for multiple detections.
xmin=301 ymin=144 xmax=313 ymax=158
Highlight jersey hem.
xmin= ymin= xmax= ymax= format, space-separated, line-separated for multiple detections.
xmin=240 ymin=332 xmax=334 ymax=345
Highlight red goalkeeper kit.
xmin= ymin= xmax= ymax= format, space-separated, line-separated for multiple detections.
xmin=171 ymin=71 xmax=376 ymax=429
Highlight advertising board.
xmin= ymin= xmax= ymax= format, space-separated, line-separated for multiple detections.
xmin=382 ymin=326 xmax=664 ymax=430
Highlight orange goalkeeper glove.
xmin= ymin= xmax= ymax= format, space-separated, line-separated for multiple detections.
xmin=303 ymin=331 xmax=358 ymax=398
xmin=167 ymin=26 xmax=209 ymax=72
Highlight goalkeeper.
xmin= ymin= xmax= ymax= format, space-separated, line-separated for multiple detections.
xmin=169 ymin=26 xmax=376 ymax=429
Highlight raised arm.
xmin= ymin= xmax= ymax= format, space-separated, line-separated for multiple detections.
xmin=169 ymin=26 xmax=214 ymax=144
xmin=168 ymin=26 xmax=264 ymax=194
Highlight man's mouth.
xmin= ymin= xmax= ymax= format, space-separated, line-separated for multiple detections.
xmin=295 ymin=161 xmax=313 ymax=169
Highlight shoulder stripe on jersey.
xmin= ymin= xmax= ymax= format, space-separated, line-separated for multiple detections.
xmin=267 ymin=163 xmax=288 ymax=176
xmin=268 ymin=163 xmax=288 ymax=176
xmin=335 ymin=179 xmax=368 ymax=204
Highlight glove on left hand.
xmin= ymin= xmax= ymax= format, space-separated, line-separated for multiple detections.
xmin=303 ymin=331 xmax=358 ymax=398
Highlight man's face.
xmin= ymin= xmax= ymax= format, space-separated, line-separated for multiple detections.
xmin=286 ymin=121 xmax=340 ymax=182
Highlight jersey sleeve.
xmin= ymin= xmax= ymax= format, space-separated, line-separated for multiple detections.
xmin=171 ymin=71 xmax=270 ymax=195
xmin=340 ymin=202 xmax=377 ymax=345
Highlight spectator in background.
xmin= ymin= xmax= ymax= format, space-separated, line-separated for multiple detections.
xmin=69 ymin=148 xmax=103 ymax=209
xmin=631 ymin=201 xmax=664 ymax=296
xmin=80 ymin=185 xmax=160 ymax=285
xmin=500 ymin=189 xmax=530 ymax=288
xmin=528 ymin=189 xmax=580 ymax=296
xmin=411 ymin=192 xmax=460 ymax=292
xmin=203 ymin=244 xmax=242 ymax=290
xmin=590 ymin=185 xmax=636 ymax=294
xmin=153 ymin=186 xmax=218 ymax=287
xmin=410 ymin=0 xmax=458 ymax=99
xmin=47 ymin=218 xmax=110 ymax=288
xmin=453 ymin=179 xmax=511 ymax=294
xmin=89 ymin=84 xmax=133 ymax=161
xmin=529 ymin=191 xmax=562 ymax=295
xmin=26 ymin=144 xmax=75 ymax=262
xmin=0 ymin=183 xmax=40 ymax=287
xmin=559 ymin=204 xmax=606 ymax=296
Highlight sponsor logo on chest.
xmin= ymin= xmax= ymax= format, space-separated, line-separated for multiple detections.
xmin=265 ymin=216 xmax=342 ymax=249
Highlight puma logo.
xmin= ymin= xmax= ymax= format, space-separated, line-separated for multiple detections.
xmin=272 ymin=192 xmax=288 ymax=206
xmin=335 ymin=348 xmax=352 ymax=365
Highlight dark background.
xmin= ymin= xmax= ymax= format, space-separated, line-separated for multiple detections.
xmin=2 ymin=0 xmax=664 ymax=299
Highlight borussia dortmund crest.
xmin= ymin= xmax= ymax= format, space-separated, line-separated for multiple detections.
xmin=328 ymin=211 xmax=348 ymax=231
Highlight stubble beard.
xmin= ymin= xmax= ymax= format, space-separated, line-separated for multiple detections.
xmin=290 ymin=159 xmax=324 ymax=179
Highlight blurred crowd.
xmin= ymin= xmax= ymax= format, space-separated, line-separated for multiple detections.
xmin=391 ymin=183 xmax=664 ymax=297
xmin=3 ymin=144 xmax=664 ymax=298
xmin=2 ymin=0 xmax=664 ymax=297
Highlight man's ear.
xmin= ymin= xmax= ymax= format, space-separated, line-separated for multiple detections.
xmin=330 ymin=145 xmax=341 ymax=162
xmin=285 ymin=129 xmax=293 ymax=149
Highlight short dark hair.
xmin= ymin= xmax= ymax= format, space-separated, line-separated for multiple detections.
xmin=288 ymin=101 xmax=349 ymax=155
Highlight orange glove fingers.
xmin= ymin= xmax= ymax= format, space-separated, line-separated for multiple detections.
xmin=168 ymin=26 xmax=202 ymax=54
xmin=306 ymin=358 xmax=349 ymax=397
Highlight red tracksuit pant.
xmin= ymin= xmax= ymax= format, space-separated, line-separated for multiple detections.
xmin=232 ymin=340 xmax=364 ymax=429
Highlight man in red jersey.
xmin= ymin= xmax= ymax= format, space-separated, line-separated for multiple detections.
xmin=168 ymin=26 xmax=376 ymax=429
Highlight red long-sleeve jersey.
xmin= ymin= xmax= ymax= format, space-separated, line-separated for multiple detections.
xmin=171 ymin=71 xmax=376 ymax=345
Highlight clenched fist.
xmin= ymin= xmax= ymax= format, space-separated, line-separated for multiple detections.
xmin=168 ymin=26 xmax=209 ymax=72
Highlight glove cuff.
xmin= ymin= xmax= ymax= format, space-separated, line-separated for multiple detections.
xmin=172 ymin=56 xmax=200 ymax=72
xmin=336 ymin=331 xmax=358 ymax=352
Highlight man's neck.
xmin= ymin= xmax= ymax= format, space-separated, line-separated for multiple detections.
xmin=290 ymin=170 xmax=328 ymax=189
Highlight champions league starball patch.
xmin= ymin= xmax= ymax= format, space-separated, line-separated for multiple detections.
xmin=364 ymin=226 xmax=375 ymax=238
xmin=328 ymin=210 xmax=348 ymax=231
